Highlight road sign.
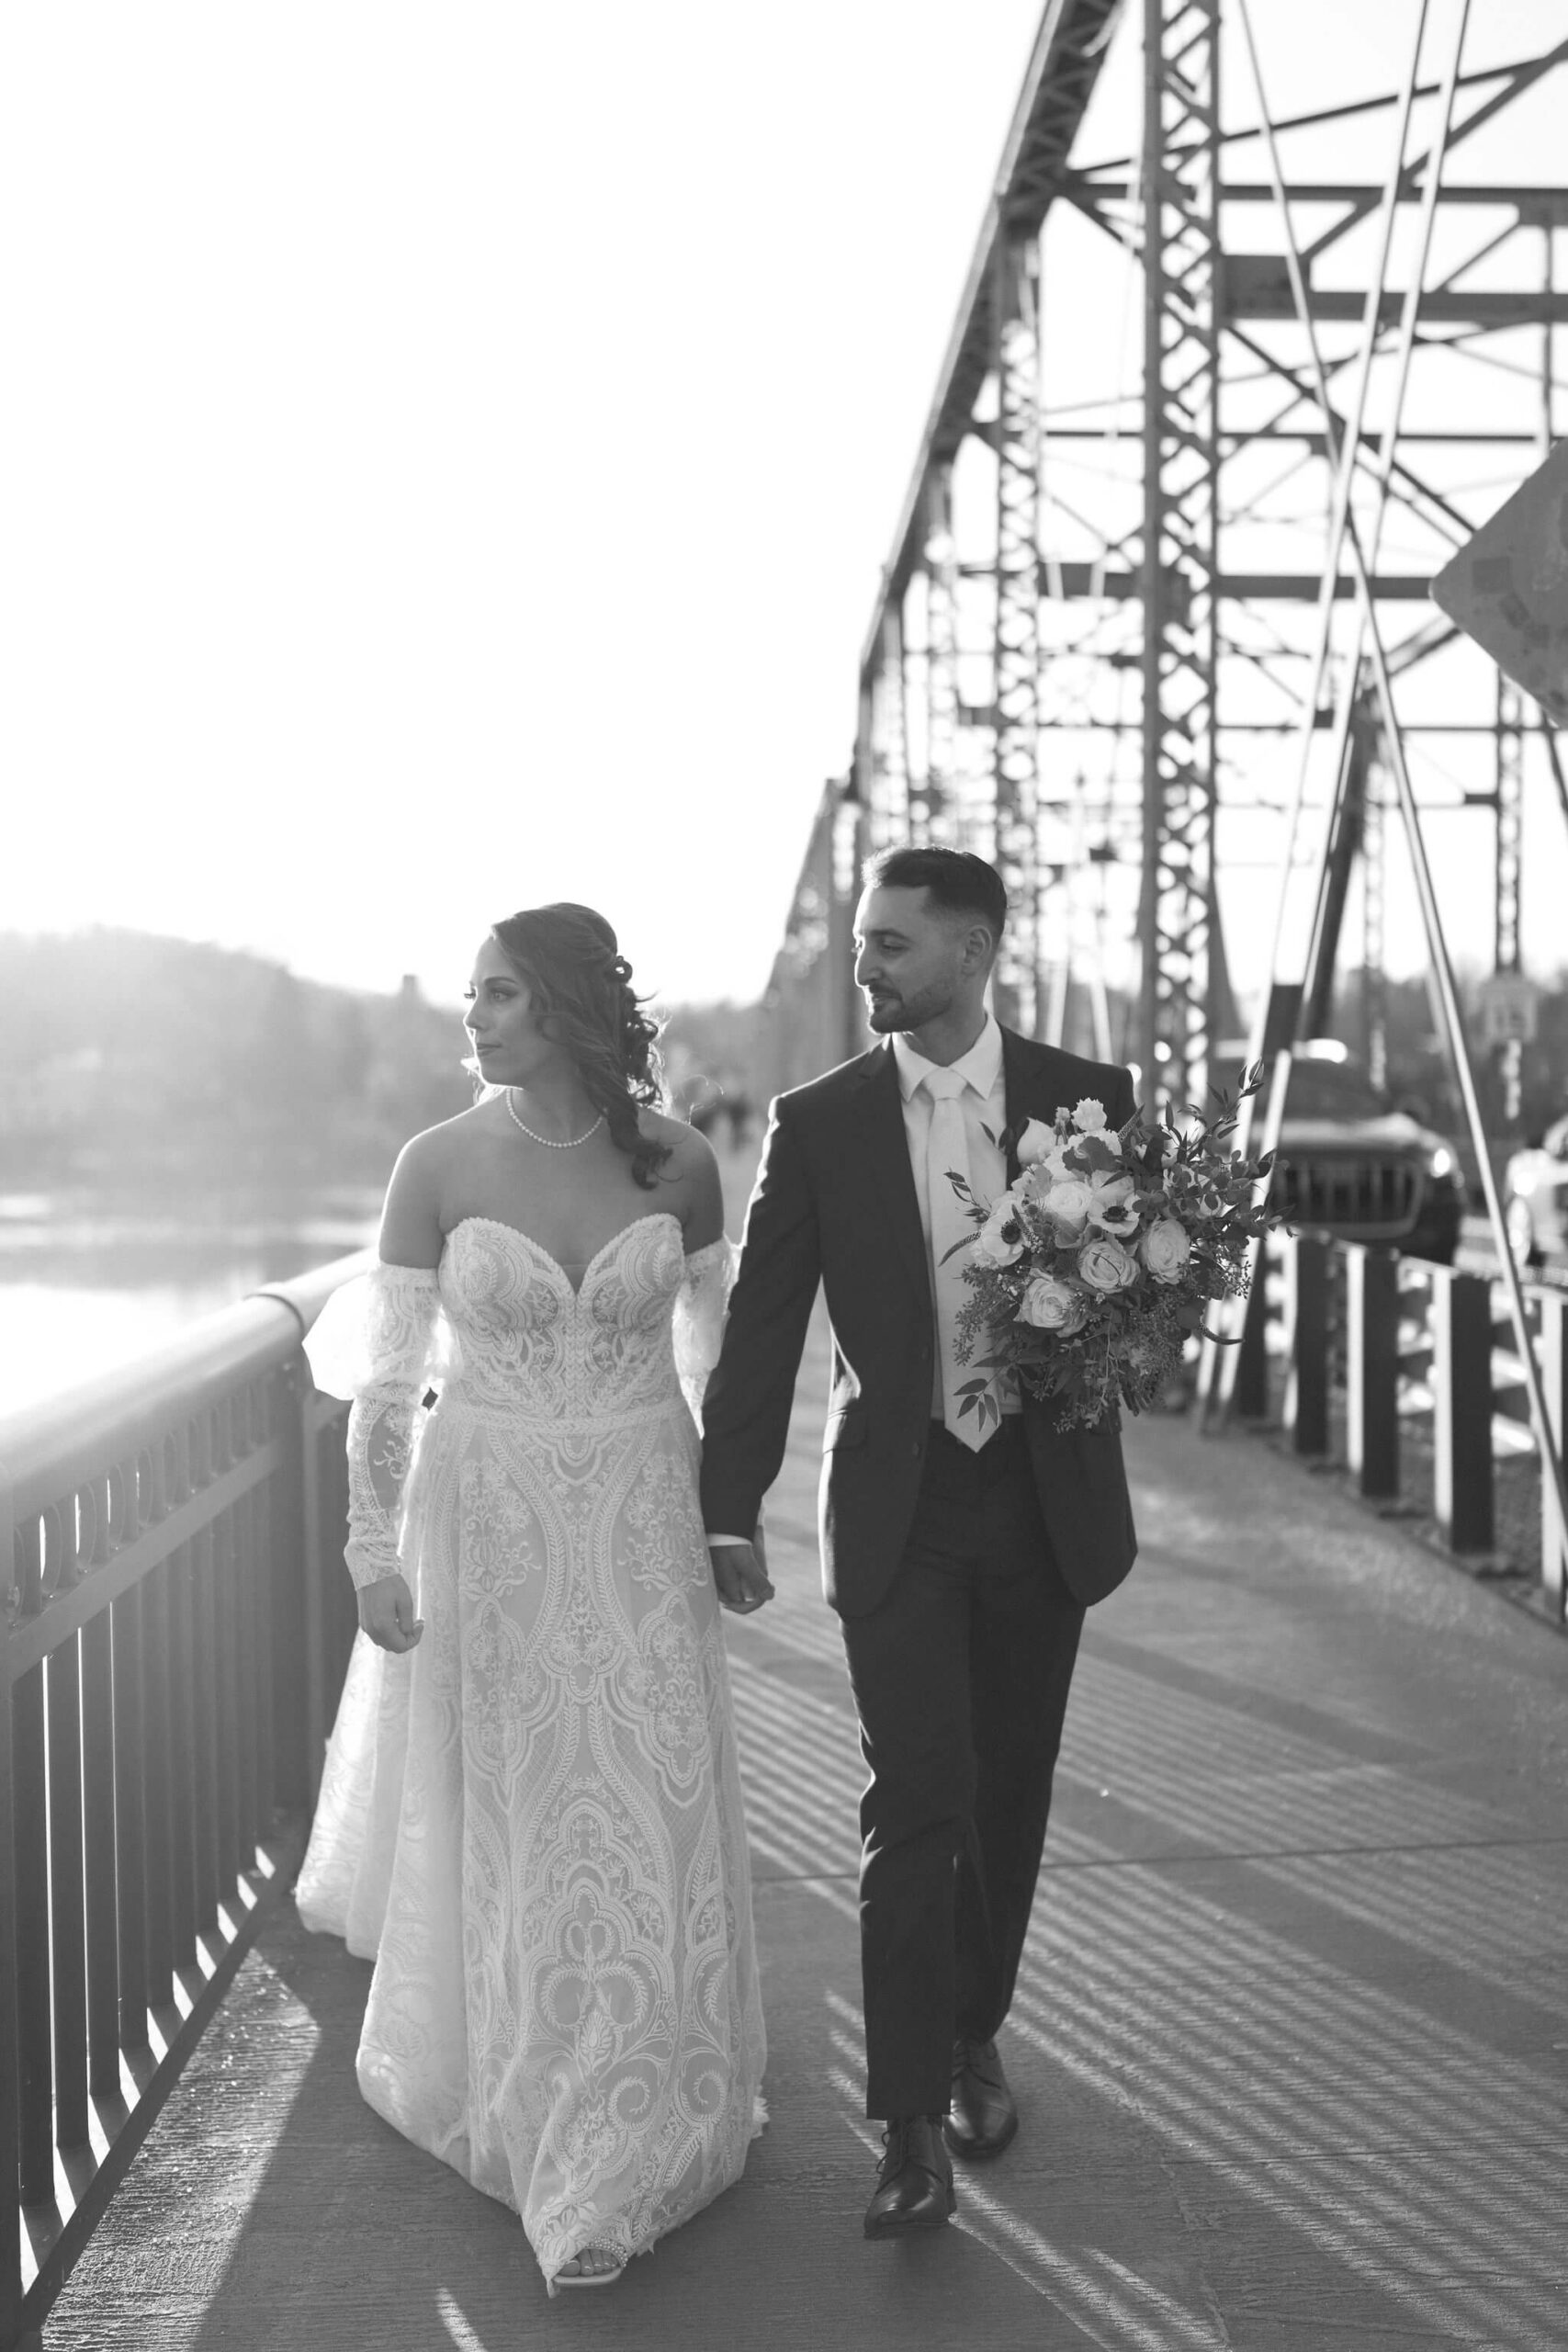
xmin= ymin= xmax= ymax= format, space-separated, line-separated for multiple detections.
xmin=1431 ymin=442 xmax=1568 ymax=724
xmin=1476 ymin=973 xmax=1540 ymax=1046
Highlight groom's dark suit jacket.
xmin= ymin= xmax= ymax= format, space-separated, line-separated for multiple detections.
xmin=700 ymin=1027 xmax=1139 ymax=1620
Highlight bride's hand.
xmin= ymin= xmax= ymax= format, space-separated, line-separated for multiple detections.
xmin=358 ymin=1573 xmax=424 ymax=1652
xmin=708 ymin=1537 xmax=773 ymax=1615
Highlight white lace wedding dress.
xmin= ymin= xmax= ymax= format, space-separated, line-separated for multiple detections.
xmin=295 ymin=1211 xmax=766 ymax=2292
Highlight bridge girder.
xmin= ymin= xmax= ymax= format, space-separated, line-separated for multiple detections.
xmin=810 ymin=6 xmax=1568 ymax=1104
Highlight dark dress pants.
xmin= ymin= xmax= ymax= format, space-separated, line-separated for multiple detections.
xmin=840 ymin=1418 xmax=1085 ymax=2121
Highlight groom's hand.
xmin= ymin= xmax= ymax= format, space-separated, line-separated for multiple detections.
xmin=708 ymin=1536 xmax=774 ymax=1616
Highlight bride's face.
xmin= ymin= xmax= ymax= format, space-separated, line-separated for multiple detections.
xmin=464 ymin=939 xmax=554 ymax=1085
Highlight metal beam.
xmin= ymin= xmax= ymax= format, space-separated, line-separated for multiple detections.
xmin=1137 ymin=0 xmax=1221 ymax=1113
xmin=992 ymin=235 xmax=1043 ymax=1029
xmin=1077 ymin=178 xmax=1568 ymax=212
xmin=1224 ymin=262 xmax=1568 ymax=323
xmin=982 ymin=562 xmax=1436 ymax=600
xmin=857 ymin=0 xmax=1123 ymax=677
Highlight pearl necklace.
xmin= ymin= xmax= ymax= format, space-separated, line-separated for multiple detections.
xmin=504 ymin=1090 xmax=604 ymax=1149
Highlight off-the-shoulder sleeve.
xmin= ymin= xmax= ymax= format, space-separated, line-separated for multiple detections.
xmin=304 ymin=1262 xmax=453 ymax=1401
xmin=672 ymin=1237 xmax=738 ymax=1430
xmin=305 ymin=1263 xmax=453 ymax=1590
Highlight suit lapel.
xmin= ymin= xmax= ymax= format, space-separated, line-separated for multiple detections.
xmin=852 ymin=1043 xmax=931 ymax=1310
xmin=999 ymin=1030 xmax=1096 ymax=1179
xmin=999 ymin=1027 xmax=1043 ymax=1184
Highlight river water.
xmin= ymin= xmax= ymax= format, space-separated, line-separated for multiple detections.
xmin=0 ymin=1189 xmax=381 ymax=1418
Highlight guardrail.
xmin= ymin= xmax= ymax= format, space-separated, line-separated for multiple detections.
xmin=1 ymin=1250 xmax=372 ymax=2352
xmin=1232 ymin=1232 xmax=1567 ymax=1613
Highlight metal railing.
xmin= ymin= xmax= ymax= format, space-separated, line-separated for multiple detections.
xmin=1 ymin=1250 xmax=371 ymax=2352
xmin=1233 ymin=1232 xmax=1568 ymax=1612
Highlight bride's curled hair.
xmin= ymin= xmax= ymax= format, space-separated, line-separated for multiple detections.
xmin=488 ymin=903 xmax=672 ymax=1190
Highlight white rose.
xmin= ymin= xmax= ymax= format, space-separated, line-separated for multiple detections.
xmin=1072 ymin=1097 xmax=1110 ymax=1134
xmin=1017 ymin=1274 xmax=1089 ymax=1333
xmin=1140 ymin=1216 xmax=1191 ymax=1283
xmin=1015 ymin=1117 xmax=1055 ymax=1167
xmin=1041 ymin=1175 xmax=1095 ymax=1234
xmin=1077 ymin=1234 xmax=1139 ymax=1295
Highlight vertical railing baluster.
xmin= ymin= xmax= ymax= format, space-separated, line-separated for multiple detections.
xmin=165 ymin=1536 xmax=197 ymax=1968
xmin=1346 ymin=1245 xmax=1400 ymax=1500
xmin=12 ymin=1648 xmax=52 ymax=2205
xmin=190 ymin=1522 xmax=219 ymax=1934
xmin=110 ymin=1577 xmax=148 ymax=2048
xmin=233 ymin=1484 xmax=260 ymax=1862
xmin=140 ymin=1557 xmax=175 ymax=2016
xmin=1431 ymin=1265 xmax=1494 ymax=1555
xmin=47 ymin=1624 xmax=89 ymax=2153
xmin=269 ymin=1364 xmax=316 ymax=1815
xmin=1235 ymin=1250 xmax=1270 ymax=1419
xmin=1286 ymin=1235 xmax=1330 ymax=1456
xmin=0 ymin=1638 xmax=18 ymax=2350
xmin=80 ymin=1607 xmax=120 ymax=2100
xmin=214 ymin=1508 xmax=241 ymax=1898
xmin=1539 ymin=1288 xmax=1567 ymax=1614
xmin=254 ymin=1472 xmax=276 ymax=1827
xmin=299 ymin=1394 xmax=331 ymax=1805
xmin=0 ymin=1445 xmax=20 ymax=2347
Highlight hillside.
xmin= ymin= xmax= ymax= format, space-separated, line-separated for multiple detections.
xmin=0 ymin=930 xmax=473 ymax=1199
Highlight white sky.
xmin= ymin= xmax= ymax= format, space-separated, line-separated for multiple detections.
xmin=2 ymin=1 xmax=1563 ymax=1012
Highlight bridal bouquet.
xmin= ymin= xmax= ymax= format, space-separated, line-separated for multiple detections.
xmin=947 ymin=1069 xmax=1286 ymax=1433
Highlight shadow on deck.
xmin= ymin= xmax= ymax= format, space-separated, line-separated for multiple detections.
xmin=41 ymin=1319 xmax=1568 ymax=2351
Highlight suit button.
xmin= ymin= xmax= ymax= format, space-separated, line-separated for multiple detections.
xmin=910 ymin=1440 xmax=922 ymax=1458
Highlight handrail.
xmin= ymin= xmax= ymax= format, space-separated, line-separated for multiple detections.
xmin=0 ymin=1250 xmax=374 ymax=1535
xmin=2 ymin=1245 xmax=372 ymax=2352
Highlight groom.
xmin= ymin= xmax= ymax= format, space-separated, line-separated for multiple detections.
xmin=702 ymin=844 xmax=1138 ymax=2238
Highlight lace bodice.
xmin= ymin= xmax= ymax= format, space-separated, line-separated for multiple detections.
xmin=441 ymin=1213 xmax=700 ymax=1421
xmin=306 ymin=1214 xmax=734 ymax=1588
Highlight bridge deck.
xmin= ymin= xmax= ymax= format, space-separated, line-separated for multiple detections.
xmin=41 ymin=1320 xmax=1568 ymax=2351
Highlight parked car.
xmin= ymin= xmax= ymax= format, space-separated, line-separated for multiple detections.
xmin=1218 ymin=1039 xmax=1468 ymax=1263
xmin=1504 ymin=1114 xmax=1568 ymax=1267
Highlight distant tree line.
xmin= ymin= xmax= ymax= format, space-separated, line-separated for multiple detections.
xmin=0 ymin=930 xmax=473 ymax=1198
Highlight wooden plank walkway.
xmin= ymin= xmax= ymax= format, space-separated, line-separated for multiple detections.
xmin=42 ymin=1312 xmax=1568 ymax=2349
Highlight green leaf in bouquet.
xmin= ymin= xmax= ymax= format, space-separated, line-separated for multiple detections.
xmin=1074 ymin=1134 xmax=1122 ymax=1172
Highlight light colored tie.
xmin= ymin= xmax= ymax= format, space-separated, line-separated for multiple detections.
xmin=922 ymin=1068 xmax=992 ymax=1451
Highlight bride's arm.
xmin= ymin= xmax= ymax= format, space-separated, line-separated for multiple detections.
xmin=307 ymin=1137 xmax=452 ymax=1652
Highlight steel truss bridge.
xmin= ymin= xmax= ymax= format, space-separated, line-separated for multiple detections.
xmin=763 ymin=0 xmax=1567 ymax=1112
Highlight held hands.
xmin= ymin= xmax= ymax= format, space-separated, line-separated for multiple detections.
xmin=708 ymin=1533 xmax=774 ymax=1616
xmin=357 ymin=1573 xmax=424 ymax=1653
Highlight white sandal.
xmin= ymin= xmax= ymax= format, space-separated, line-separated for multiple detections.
xmin=556 ymin=2247 xmax=626 ymax=2290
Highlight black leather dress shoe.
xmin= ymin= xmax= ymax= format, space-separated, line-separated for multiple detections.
xmin=945 ymin=2036 xmax=1019 ymax=2158
xmin=863 ymin=2115 xmax=956 ymax=2238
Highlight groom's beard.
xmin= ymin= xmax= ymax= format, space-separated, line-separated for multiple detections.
xmin=862 ymin=983 xmax=953 ymax=1035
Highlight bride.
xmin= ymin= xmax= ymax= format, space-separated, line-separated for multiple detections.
xmin=295 ymin=901 xmax=772 ymax=2292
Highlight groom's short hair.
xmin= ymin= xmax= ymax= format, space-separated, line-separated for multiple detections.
xmin=865 ymin=845 xmax=1008 ymax=942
